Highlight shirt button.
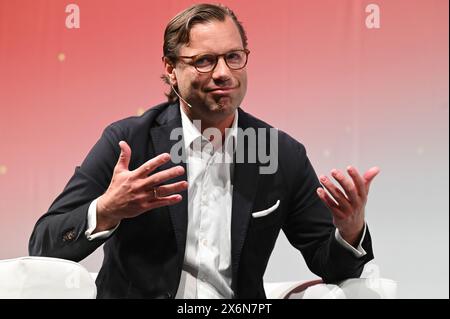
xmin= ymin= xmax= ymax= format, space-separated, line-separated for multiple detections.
xmin=202 ymin=239 xmax=208 ymax=246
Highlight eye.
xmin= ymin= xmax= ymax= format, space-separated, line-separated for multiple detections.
xmin=194 ymin=54 xmax=215 ymax=67
xmin=226 ymin=51 xmax=243 ymax=63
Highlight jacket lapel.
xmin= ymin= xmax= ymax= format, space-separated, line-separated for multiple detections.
xmin=150 ymin=103 xmax=188 ymax=267
xmin=231 ymin=109 xmax=260 ymax=293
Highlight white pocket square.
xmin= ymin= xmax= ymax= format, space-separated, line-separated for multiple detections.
xmin=252 ymin=200 xmax=280 ymax=218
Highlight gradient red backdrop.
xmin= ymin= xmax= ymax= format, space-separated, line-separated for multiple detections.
xmin=0 ymin=0 xmax=448 ymax=298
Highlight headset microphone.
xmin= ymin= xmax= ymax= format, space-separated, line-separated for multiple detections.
xmin=171 ymin=84 xmax=193 ymax=108
xmin=170 ymin=83 xmax=225 ymax=110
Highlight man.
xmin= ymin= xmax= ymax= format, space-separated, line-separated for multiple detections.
xmin=29 ymin=3 xmax=378 ymax=298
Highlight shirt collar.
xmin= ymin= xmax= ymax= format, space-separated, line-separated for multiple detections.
xmin=180 ymin=105 xmax=238 ymax=154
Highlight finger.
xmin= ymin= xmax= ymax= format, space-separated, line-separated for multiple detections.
xmin=363 ymin=166 xmax=380 ymax=193
xmin=116 ymin=141 xmax=131 ymax=172
xmin=132 ymin=153 xmax=171 ymax=178
xmin=156 ymin=181 xmax=188 ymax=197
xmin=143 ymin=165 xmax=185 ymax=188
xmin=146 ymin=194 xmax=183 ymax=210
xmin=346 ymin=166 xmax=366 ymax=197
xmin=316 ymin=188 xmax=346 ymax=219
xmin=319 ymin=175 xmax=352 ymax=213
xmin=330 ymin=169 xmax=359 ymax=205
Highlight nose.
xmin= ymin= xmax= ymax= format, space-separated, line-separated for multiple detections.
xmin=212 ymin=56 xmax=232 ymax=82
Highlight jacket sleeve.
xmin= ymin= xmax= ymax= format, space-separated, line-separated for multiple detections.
xmin=28 ymin=124 xmax=123 ymax=262
xmin=282 ymin=142 xmax=374 ymax=283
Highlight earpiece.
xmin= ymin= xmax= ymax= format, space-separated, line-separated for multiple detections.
xmin=171 ymin=84 xmax=193 ymax=108
xmin=171 ymin=70 xmax=177 ymax=83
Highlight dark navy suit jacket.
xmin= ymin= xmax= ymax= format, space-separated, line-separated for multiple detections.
xmin=29 ymin=102 xmax=374 ymax=298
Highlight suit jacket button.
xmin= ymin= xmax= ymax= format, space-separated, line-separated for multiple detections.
xmin=166 ymin=292 xmax=172 ymax=299
xmin=62 ymin=228 xmax=76 ymax=242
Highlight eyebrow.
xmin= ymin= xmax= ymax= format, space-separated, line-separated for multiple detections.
xmin=185 ymin=47 xmax=245 ymax=56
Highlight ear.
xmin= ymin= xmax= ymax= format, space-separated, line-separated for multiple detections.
xmin=163 ymin=57 xmax=177 ymax=86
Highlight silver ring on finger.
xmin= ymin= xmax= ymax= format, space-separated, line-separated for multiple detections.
xmin=153 ymin=187 xmax=160 ymax=200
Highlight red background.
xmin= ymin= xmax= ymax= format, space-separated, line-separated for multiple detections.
xmin=0 ymin=0 xmax=448 ymax=298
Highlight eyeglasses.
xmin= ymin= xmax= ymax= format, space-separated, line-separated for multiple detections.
xmin=177 ymin=49 xmax=250 ymax=73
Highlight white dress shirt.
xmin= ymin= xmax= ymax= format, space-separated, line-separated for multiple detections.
xmin=84 ymin=105 xmax=367 ymax=298
xmin=174 ymin=106 xmax=237 ymax=299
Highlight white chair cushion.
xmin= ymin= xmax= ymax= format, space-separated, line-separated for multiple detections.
xmin=0 ymin=256 xmax=96 ymax=299
xmin=289 ymin=278 xmax=397 ymax=299
xmin=265 ymin=278 xmax=397 ymax=299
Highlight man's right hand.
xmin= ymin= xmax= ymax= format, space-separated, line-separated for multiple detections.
xmin=94 ymin=140 xmax=188 ymax=233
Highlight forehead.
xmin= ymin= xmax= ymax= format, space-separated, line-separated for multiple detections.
xmin=181 ymin=17 xmax=244 ymax=55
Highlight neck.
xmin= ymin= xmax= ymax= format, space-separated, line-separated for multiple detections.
xmin=180 ymin=101 xmax=235 ymax=143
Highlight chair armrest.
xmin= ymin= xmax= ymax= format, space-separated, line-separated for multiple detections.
xmin=287 ymin=278 xmax=397 ymax=299
xmin=337 ymin=278 xmax=397 ymax=299
xmin=264 ymin=279 xmax=323 ymax=299
xmin=265 ymin=277 xmax=397 ymax=299
xmin=0 ymin=256 xmax=96 ymax=298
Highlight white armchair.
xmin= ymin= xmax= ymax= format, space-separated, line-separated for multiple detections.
xmin=0 ymin=256 xmax=96 ymax=298
xmin=0 ymin=257 xmax=396 ymax=299
xmin=264 ymin=277 xmax=397 ymax=299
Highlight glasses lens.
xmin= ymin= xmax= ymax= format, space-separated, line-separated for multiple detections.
xmin=225 ymin=51 xmax=246 ymax=69
xmin=194 ymin=54 xmax=216 ymax=72
xmin=190 ymin=50 xmax=248 ymax=72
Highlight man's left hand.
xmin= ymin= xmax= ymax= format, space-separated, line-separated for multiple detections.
xmin=316 ymin=166 xmax=380 ymax=247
